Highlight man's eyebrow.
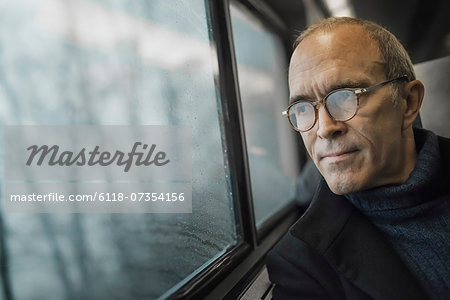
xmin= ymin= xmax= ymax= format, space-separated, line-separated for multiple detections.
xmin=289 ymin=95 xmax=314 ymax=104
xmin=328 ymin=79 xmax=372 ymax=92
xmin=289 ymin=79 xmax=372 ymax=104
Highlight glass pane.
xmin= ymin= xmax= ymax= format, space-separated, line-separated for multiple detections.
xmin=0 ymin=1 xmax=238 ymax=299
xmin=230 ymin=2 xmax=299 ymax=226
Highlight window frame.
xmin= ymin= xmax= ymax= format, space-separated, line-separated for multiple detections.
xmin=165 ymin=0 xmax=306 ymax=299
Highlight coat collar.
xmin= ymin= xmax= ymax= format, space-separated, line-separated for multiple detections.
xmin=290 ymin=179 xmax=429 ymax=299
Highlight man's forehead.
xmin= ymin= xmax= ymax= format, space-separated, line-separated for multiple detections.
xmin=288 ymin=25 xmax=385 ymax=100
xmin=298 ymin=23 xmax=376 ymax=48
xmin=290 ymin=25 xmax=382 ymax=66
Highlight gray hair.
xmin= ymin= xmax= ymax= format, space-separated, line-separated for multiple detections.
xmin=294 ymin=17 xmax=415 ymax=102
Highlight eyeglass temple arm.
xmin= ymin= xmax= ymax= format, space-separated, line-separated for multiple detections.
xmin=355 ymin=75 xmax=409 ymax=95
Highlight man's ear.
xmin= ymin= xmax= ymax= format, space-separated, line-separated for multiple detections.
xmin=401 ymin=79 xmax=424 ymax=130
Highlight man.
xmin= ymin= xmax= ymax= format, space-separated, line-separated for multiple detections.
xmin=266 ymin=17 xmax=450 ymax=300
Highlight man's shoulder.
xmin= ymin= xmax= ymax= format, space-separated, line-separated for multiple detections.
xmin=266 ymin=212 xmax=349 ymax=299
xmin=437 ymin=134 xmax=450 ymax=150
xmin=267 ymin=223 xmax=318 ymax=267
xmin=436 ymin=133 xmax=450 ymax=178
xmin=437 ymin=134 xmax=450 ymax=156
xmin=267 ymin=181 xmax=352 ymax=271
xmin=286 ymin=180 xmax=354 ymax=253
xmin=266 ymin=181 xmax=368 ymax=299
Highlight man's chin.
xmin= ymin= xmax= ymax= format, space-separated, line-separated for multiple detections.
xmin=324 ymin=175 xmax=362 ymax=195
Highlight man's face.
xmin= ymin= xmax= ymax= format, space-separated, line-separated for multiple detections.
xmin=289 ymin=25 xmax=412 ymax=195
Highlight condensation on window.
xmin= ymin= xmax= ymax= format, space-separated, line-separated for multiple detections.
xmin=0 ymin=1 xmax=237 ymax=299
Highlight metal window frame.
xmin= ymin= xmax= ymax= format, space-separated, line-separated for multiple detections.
xmin=166 ymin=0 xmax=305 ymax=299
xmin=227 ymin=0 xmax=304 ymax=242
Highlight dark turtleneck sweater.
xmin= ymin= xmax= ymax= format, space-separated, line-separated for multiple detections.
xmin=345 ymin=128 xmax=450 ymax=300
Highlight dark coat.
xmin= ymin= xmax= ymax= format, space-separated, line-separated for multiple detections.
xmin=266 ymin=178 xmax=436 ymax=300
xmin=266 ymin=133 xmax=450 ymax=300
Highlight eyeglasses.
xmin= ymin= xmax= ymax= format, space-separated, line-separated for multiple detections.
xmin=282 ymin=75 xmax=409 ymax=132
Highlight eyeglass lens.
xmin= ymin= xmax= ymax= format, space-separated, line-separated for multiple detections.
xmin=288 ymin=90 xmax=358 ymax=131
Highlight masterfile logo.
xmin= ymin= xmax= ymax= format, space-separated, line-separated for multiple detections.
xmin=4 ymin=125 xmax=192 ymax=213
xmin=26 ymin=142 xmax=170 ymax=172
xmin=6 ymin=125 xmax=190 ymax=181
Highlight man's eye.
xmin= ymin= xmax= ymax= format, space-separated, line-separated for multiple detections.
xmin=299 ymin=105 xmax=307 ymax=113
xmin=295 ymin=103 xmax=312 ymax=114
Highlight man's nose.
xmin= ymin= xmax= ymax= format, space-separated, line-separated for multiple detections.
xmin=315 ymin=104 xmax=347 ymax=139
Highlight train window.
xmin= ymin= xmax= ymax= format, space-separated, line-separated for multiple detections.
xmin=230 ymin=2 xmax=299 ymax=227
xmin=0 ymin=0 xmax=238 ymax=299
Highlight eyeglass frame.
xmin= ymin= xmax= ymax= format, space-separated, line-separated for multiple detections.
xmin=282 ymin=75 xmax=409 ymax=132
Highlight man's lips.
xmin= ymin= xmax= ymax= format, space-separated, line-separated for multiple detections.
xmin=320 ymin=149 xmax=359 ymax=161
